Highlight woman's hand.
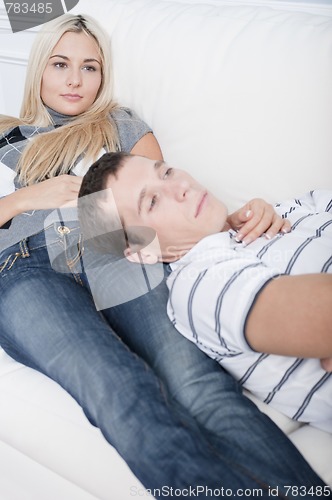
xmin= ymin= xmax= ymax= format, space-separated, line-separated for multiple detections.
xmin=0 ymin=175 xmax=83 ymax=227
xmin=227 ymin=198 xmax=291 ymax=245
xmin=16 ymin=175 xmax=83 ymax=211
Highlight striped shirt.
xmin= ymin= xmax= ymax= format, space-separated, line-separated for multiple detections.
xmin=167 ymin=190 xmax=332 ymax=432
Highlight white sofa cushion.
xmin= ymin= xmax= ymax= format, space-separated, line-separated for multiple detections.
xmin=77 ymin=0 xmax=332 ymax=211
xmin=0 ymin=350 xmax=145 ymax=499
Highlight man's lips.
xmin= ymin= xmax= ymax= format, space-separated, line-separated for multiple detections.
xmin=195 ymin=192 xmax=207 ymax=217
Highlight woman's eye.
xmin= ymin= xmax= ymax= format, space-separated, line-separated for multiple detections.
xmin=53 ymin=62 xmax=67 ymax=68
xmin=83 ymin=65 xmax=97 ymax=72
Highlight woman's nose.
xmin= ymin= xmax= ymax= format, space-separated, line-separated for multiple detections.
xmin=66 ymin=70 xmax=82 ymax=88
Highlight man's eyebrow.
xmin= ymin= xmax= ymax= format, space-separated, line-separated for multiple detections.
xmin=154 ymin=160 xmax=165 ymax=171
xmin=49 ymin=54 xmax=101 ymax=65
xmin=137 ymin=160 xmax=166 ymax=214
xmin=138 ymin=187 xmax=146 ymax=215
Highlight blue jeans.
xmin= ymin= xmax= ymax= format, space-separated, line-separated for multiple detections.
xmin=0 ymin=225 xmax=329 ymax=498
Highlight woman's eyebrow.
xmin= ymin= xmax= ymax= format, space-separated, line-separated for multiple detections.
xmin=49 ymin=54 xmax=70 ymax=60
xmin=49 ymin=54 xmax=101 ymax=65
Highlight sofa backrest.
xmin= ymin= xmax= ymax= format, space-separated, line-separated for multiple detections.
xmin=1 ymin=0 xmax=331 ymax=210
xmin=75 ymin=0 xmax=332 ymax=210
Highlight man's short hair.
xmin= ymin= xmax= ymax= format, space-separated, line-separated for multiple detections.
xmin=78 ymin=152 xmax=155 ymax=257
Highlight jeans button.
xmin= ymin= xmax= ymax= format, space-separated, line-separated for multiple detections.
xmin=57 ymin=225 xmax=71 ymax=235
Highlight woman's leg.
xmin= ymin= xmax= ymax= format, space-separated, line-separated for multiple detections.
xmin=0 ymin=236 xmax=282 ymax=496
xmin=102 ymin=266 xmax=329 ymax=494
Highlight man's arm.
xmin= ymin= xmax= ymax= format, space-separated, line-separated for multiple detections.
xmin=245 ymin=274 xmax=332 ymax=358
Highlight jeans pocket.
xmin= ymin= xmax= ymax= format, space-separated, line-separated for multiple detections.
xmin=0 ymin=252 xmax=21 ymax=276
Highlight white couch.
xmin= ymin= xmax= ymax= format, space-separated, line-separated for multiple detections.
xmin=0 ymin=0 xmax=331 ymax=498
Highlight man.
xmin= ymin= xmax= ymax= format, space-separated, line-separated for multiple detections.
xmin=78 ymin=151 xmax=332 ymax=433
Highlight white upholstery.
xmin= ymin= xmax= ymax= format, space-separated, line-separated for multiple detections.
xmin=0 ymin=0 xmax=331 ymax=498
xmin=97 ymin=0 xmax=332 ymax=212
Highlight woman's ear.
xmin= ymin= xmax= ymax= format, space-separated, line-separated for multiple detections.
xmin=124 ymin=247 xmax=159 ymax=265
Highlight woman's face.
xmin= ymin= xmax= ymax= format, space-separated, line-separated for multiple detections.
xmin=41 ymin=31 xmax=102 ymax=116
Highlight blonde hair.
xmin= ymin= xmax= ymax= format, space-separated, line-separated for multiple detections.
xmin=0 ymin=14 xmax=119 ymax=185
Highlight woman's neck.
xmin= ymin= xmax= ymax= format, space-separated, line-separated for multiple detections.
xmin=46 ymin=106 xmax=75 ymax=126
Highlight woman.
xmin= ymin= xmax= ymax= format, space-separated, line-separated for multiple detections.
xmin=0 ymin=13 xmax=327 ymax=495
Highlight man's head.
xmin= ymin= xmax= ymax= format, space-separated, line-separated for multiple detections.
xmin=78 ymin=152 xmax=228 ymax=262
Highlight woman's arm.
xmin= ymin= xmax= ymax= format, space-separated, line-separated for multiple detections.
xmin=0 ymin=175 xmax=82 ymax=227
xmin=0 ymin=131 xmax=161 ymax=228
xmin=130 ymin=132 xmax=163 ymax=160
xmin=245 ymin=273 xmax=332 ymax=358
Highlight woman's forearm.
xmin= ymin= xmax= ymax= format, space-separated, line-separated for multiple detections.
xmin=0 ymin=175 xmax=83 ymax=228
xmin=0 ymin=189 xmax=28 ymax=227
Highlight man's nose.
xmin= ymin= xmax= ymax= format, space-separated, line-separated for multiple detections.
xmin=163 ymin=179 xmax=190 ymax=202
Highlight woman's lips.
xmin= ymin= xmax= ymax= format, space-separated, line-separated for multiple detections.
xmin=61 ymin=94 xmax=82 ymax=101
xmin=195 ymin=192 xmax=207 ymax=217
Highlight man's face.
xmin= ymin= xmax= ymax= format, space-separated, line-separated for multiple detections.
xmin=105 ymin=155 xmax=228 ymax=262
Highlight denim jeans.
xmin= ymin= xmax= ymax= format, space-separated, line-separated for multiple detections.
xmin=0 ymin=224 xmax=329 ymax=499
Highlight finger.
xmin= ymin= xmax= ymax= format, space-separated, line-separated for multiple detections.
xmin=228 ymin=206 xmax=250 ymax=231
xmin=244 ymin=215 xmax=291 ymax=244
xmin=265 ymin=218 xmax=291 ymax=240
xmin=241 ymin=209 xmax=278 ymax=244
xmin=241 ymin=224 xmax=265 ymax=245
xmin=281 ymin=218 xmax=291 ymax=234
xmin=264 ymin=217 xmax=284 ymax=240
xmin=235 ymin=211 xmax=265 ymax=242
xmin=237 ymin=207 xmax=253 ymax=225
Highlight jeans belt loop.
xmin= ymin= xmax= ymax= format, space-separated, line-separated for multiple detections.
xmin=19 ymin=238 xmax=30 ymax=258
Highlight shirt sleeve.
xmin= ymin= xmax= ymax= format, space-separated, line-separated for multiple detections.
xmin=167 ymin=252 xmax=281 ymax=359
xmin=110 ymin=107 xmax=152 ymax=153
xmin=275 ymin=190 xmax=332 ymax=220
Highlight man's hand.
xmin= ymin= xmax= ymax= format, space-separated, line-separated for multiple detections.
xmin=227 ymin=198 xmax=291 ymax=245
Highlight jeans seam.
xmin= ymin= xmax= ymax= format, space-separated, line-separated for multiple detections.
xmin=64 ymin=234 xmax=84 ymax=286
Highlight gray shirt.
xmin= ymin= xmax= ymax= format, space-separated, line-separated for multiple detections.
xmin=0 ymin=107 xmax=151 ymax=253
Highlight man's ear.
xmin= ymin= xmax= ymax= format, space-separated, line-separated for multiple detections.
xmin=124 ymin=247 xmax=159 ymax=265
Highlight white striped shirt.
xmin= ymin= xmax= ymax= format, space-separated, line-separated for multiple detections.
xmin=167 ymin=190 xmax=332 ymax=432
